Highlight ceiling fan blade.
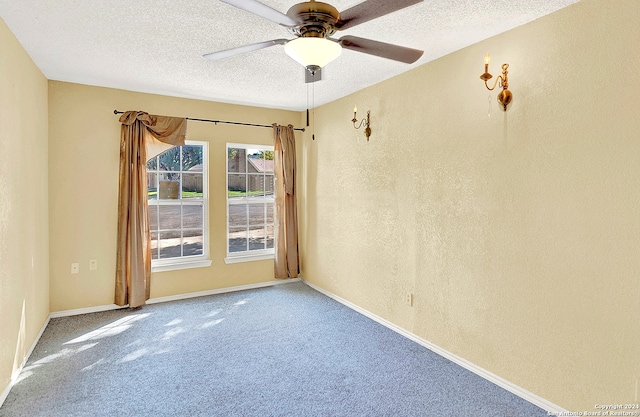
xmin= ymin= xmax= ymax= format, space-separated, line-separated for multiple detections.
xmin=219 ymin=0 xmax=300 ymax=27
xmin=203 ymin=39 xmax=289 ymax=61
xmin=305 ymin=67 xmax=322 ymax=83
xmin=337 ymin=35 xmax=423 ymax=64
xmin=336 ymin=0 xmax=423 ymax=31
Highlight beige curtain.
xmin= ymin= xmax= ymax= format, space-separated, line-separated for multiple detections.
xmin=115 ymin=111 xmax=186 ymax=307
xmin=273 ymin=124 xmax=300 ymax=278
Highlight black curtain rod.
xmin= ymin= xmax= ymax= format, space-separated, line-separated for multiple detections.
xmin=113 ymin=110 xmax=305 ymax=132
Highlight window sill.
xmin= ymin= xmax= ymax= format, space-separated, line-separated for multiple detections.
xmin=151 ymin=259 xmax=212 ymax=273
xmin=224 ymin=253 xmax=274 ymax=264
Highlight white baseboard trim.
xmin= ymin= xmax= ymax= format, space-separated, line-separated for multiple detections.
xmin=49 ymin=278 xmax=302 ymax=318
xmin=49 ymin=304 xmax=128 ymax=318
xmin=303 ymin=280 xmax=567 ymax=415
xmin=0 ymin=315 xmax=50 ymax=409
xmin=146 ymin=278 xmax=301 ymax=304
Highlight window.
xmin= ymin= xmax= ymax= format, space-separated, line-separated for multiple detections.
xmin=147 ymin=141 xmax=210 ymax=271
xmin=226 ymin=144 xmax=275 ymax=263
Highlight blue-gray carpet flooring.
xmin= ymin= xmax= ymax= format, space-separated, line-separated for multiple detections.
xmin=1 ymin=281 xmax=548 ymax=416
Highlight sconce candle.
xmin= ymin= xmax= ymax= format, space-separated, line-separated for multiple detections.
xmin=480 ymin=53 xmax=513 ymax=111
xmin=352 ymin=107 xmax=371 ymax=141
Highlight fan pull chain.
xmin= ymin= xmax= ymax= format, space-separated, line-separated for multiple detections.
xmin=306 ymin=80 xmax=310 ymax=127
xmin=305 ymin=69 xmax=317 ymax=140
xmin=312 ymin=80 xmax=316 ymax=141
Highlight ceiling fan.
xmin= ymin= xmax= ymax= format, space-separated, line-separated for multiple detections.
xmin=203 ymin=0 xmax=424 ymax=82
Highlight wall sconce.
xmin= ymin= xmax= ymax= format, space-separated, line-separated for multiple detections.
xmin=352 ymin=106 xmax=371 ymax=141
xmin=480 ymin=54 xmax=513 ymax=111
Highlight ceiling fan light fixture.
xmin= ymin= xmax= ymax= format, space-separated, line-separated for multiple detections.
xmin=284 ymin=37 xmax=342 ymax=69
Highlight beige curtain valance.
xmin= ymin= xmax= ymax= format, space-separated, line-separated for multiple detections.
xmin=119 ymin=111 xmax=187 ymax=160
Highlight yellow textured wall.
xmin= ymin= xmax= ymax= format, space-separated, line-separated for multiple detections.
xmin=299 ymin=0 xmax=640 ymax=411
xmin=48 ymin=82 xmax=300 ymax=311
xmin=0 ymin=18 xmax=50 ymax=398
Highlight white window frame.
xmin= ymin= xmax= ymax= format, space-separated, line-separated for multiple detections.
xmin=148 ymin=140 xmax=211 ymax=272
xmin=225 ymin=143 xmax=275 ymax=264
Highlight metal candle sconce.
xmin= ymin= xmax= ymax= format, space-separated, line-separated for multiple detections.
xmin=352 ymin=106 xmax=371 ymax=141
xmin=480 ymin=54 xmax=512 ymax=111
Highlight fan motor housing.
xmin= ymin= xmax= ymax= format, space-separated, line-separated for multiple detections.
xmin=286 ymin=1 xmax=340 ymax=38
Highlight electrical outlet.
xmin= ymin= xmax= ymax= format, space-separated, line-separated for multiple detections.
xmin=71 ymin=263 xmax=79 ymax=274
xmin=89 ymin=259 xmax=98 ymax=271
xmin=405 ymin=292 xmax=413 ymax=306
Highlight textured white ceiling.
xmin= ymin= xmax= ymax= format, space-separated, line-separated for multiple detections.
xmin=0 ymin=0 xmax=579 ymax=111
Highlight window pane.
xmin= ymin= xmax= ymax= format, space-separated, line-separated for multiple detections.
xmin=248 ymin=155 xmax=273 ymax=175
xmin=266 ymin=204 xmax=274 ymax=224
xmin=151 ymin=231 xmax=159 ymax=260
xmin=228 ymin=174 xmax=246 ymax=197
xmin=159 ymin=181 xmax=180 ymax=200
xmin=266 ymin=225 xmax=274 ymax=249
xmin=182 ymin=145 xmax=203 ymax=171
xmin=149 ymin=205 xmax=159 ymax=231
xmin=183 ymin=231 xmax=203 ymax=256
xmin=249 ymin=226 xmax=266 ymax=251
xmin=229 ymin=203 xmax=247 ymax=228
xmin=159 ymin=172 xmax=180 ymax=182
xmin=158 ymin=147 xmax=180 ymax=171
xmin=159 ymin=205 xmax=181 ymax=230
xmin=265 ymin=174 xmax=275 ymax=197
xmin=182 ymin=173 xmax=203 ymax=198
xmin=228 ymin=148 xmax=246 ymax=173
xmin=147 ymin=157 xmax=157 ymax=170
xmin=262 ymin=150 xmax=274 ymax=164
xmin=159 ymin=173 xmax=180 ymax=200
xmin=228 ymin=228 xmax=247 ymax=253
xmin=183 ymin=204 xmax=203 ymax=229
xmin=248 ymin=174 xmax=265 ymax=196
xmin=249 ymin=204 xmax=265 ymax=225
xmin=159 ymin=230 xmax=182 ymax=259
xmin=147 ymin=172 xmax=158 ymax=200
